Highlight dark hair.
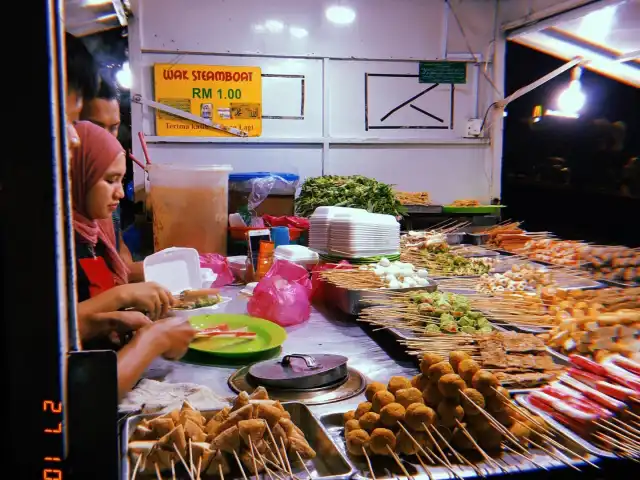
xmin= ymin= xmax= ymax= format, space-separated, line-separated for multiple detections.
xmin=65 ymin=32 xmax=98 ymax=99
xmin=95 ymin=74 xmax=120 ymax=102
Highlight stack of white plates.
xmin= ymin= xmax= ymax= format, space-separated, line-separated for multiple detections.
xmin=308 ymin=206 xmax=367 ymax=252
xmin=309 ymin=207 xmax=400 ymax=258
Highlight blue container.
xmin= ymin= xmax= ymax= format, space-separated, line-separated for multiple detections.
xmin=271 ymin=227 xmax=290 ymax=248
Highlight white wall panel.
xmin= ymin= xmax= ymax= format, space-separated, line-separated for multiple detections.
xmin=326 ymin=146 xmax=492 ymax=204
xmin=140 ymin=0 xmax=445 ymax=60
xmin=145 ymin=144 xmax=323 ymax=180
xmin=329 ymin=60 xmax=479 ymax=139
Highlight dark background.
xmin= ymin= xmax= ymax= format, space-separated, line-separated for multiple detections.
xmin=502 ymin=42 xmax=640 ymax=247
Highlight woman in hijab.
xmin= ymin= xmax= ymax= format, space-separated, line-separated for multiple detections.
xmin=71 ymin=121 xmax=174 ymax=319
xmin=70 ymin=121 xmax=196 ymax=398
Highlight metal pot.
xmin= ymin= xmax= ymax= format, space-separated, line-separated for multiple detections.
xmin=247 ymin=354 xmax=349 ymax=390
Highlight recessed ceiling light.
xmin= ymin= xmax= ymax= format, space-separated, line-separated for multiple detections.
xmin=326 ymin=6 xmax=356 ymax=25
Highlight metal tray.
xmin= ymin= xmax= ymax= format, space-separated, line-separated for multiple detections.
xmin=515 ymin=395 xmax=617 ymax=459
xmin=324 ymin=280 xmax=438 ymax=316
xmin=465 ymin=233 xmax=489 ymax=245
xmin=122 ymin=402 xmax=355 ymax=480
xmin=318 ymin=410 xmax=599 ymax=480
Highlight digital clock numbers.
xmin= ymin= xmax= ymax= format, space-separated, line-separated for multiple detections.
xmin=43 ymin=400 xmax=63 ymax=479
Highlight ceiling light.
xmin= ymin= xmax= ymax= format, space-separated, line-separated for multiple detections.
xmin=289 ymin=26 xmax=308 ymax=38
xmin=264 ymin=20 xmax=284 ymax=33
xmin=326 ymin=6 xmax=356 ymax=25
xmin=116 ymin=62 xmax=131 ymax=89
xmin=557 ymin=80 xmax=585 ymax=114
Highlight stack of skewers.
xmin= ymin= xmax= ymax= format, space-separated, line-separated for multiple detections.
xmin=127 ymin=389 xmax=316 ymax=479
xmin=522 ymin=354 xmax=640 ymax=460
xmin=343 ymin=354 xmax=598 ymax=478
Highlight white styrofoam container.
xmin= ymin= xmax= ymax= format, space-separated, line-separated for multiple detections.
xmin=274 ymin=245 xmax=319 ymax=268
xmin=143 ymin=247 xmax=217 ymax=294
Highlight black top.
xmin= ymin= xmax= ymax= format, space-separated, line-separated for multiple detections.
xmin=75 ymin=237 xmax=110 ymax=303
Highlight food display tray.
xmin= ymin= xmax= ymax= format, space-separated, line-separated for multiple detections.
xmin=122 ymin=402 xmax=355 ymax=480
xmin=324 ymin=280 xmax=438 ymax=316
xmin=403 ymin=205 xmax=443 ymax=214
xmin=515 ymin=395 xmax=617 ymax=459
xmin=442 ymin=205 xmax=505 ymax=214
xmin=318 ymin=410 xmax=599 ymax=480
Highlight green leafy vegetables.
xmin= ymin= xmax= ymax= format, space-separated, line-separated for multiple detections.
xmin=409 ymin=291 xmax=492 ymax=334
xmin=295 ymin=175 xmax=407 ymax=218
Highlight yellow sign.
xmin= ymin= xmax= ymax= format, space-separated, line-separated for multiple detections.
xmin=153 ymin=64 xmax=262 ymax=137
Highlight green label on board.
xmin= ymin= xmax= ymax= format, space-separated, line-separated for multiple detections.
xmin=419 ymin=61 xmax=467 ymax=84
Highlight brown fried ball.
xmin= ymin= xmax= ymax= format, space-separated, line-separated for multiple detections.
xmin=420 ymin=353 xmax=444 ymax=375
xmin=404 ymin=403 xmax=436 ymax=431
xmin=380 ymin=403 xmax=406 ymax=428
xmin=437 ymin=400 xmax=464 ymax=428
xmin=395 ymin=388 xmax=424 ymax=408
xmin=395 ymin=429 xmax=420 ymax=456
xmin=411 ymin=374 xmax=429 ymax=391
xmin=438 ymin=374 xmax=466 ymax=400
xmin=422 ymin=383 xmax=443 ymax=408
xmin=494 ymin=386 xmax=511 ymax=401
xmin=485 ymin=394 xmax=506 ymax=413
xmin=449 ymin=351 xmax=471 ymax=373
xmin=365 ymin=382 xmax=387 ymax=402
xmin=460 ymin=388 xmax=485 ymax=416
xmin=434 ymin=425 xmax=453 ymax=443
xmin=346 ymin=429 xmax=370 ymax=456
xmin=492 ymin=409 xmax=514 ymax=428
xmin=509 ymin=422 xmax=531 ymax=441
xmin=467 ymin=415 xmax=492 ymax=435
xmin=358 ymin=412 xmax=380 ymax=432
xmin=428 ymin=361 xmax=454 ymax=385
xmin=372 ymin=390 xmax=395 ymax=413
xmin=355 ymin=402 xmax=373 ymax=419
xmin=369 ymin=428 xmax=397 ymax=455
xmin=388 ymin=376 xmax=412 ymax=395
xmin=471 ymin=370 xmax=499 ymax=397
xmin=477 ymin=426 xmax=503 ymax=451
xmin=451 ymin=425 xmax=475 ymax=451
xmin=345 ymin=419 xmax=361 ymax=435
xmin=343 ymin=410 xmax=356 ymax=423
xmin=457 ymin=359 xmax=480 ymax=386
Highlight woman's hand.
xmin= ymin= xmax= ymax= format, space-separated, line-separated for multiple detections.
xmin=142 ymin=316 xmax=197 ymax=360
xmin=117 ymin=282 xmax=175 ymax=320
xmin=79 ymin=310 xmax=152 ymax=341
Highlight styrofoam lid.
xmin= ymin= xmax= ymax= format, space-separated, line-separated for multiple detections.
xmin=143 ymin=247 xmax=202 ymax=295
xmin=274 ymin=245 xmax=319 ymax=262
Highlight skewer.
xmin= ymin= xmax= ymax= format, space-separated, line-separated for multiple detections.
xmin=429 ymin=424 xmax=485 ymax=477
xmin=189 ymin=439 xmax=194 ymax=476
xmin=218 ymin=463 xmax=225 ymax=480
xmin=257 ymin=451 xmax=279 ymax=480
xmin=385 ymin=445 xmax=414 ymax=480
xmin=453 ymin=420 xmax=507 ymax=473
xmin=607 ymin=418 xmax=640 ymax=442
xmin=510 ymin=417 xmax=599 ymax=469
xmin=422 ymin=424 xmax=464 ymax=480
xmin=280 ymin=437 xmax=294 ymax=478
xmin=598 ymin=420 xmax=640 ymax=448
xmin=154 ymin=462 xmax=163 ymax=480
xmin=248 ymin=436 xmax=261 ymax=480
xmin=265 ymin=422 xmax=287 ymax=468
xmin=501 ymin=443 xmax=547 ymax=471
xmin=413 ymin=453 xmax=433 ymax=480
xmin=295 ymin=451 xmax=313 ymax=478
xmin=362 ymin=447 xmax=376 ymax=480
xmin=171 ymin=459 xmax=176 ymax=480
xmin=196 ymin=457 xmax=202 ymax=480
xmin=233 ymin=450 xmax=249 ymax=480
xmin=595 ymin=433 xmax=640 ymax=459
xmin=172 ymin=444 xmax=195 ymax=480
xmin=131 ymin=454 xmax=143 ymax=480
xmin=627 ymin=411 xmax=640 ymax=423
xmin=396 ymin=422 xmax=436 ymax=464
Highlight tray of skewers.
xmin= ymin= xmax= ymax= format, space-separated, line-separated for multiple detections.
xmin=123 ymin=389 xmax=355 ymax=479
xmin=515 ymin=354 xmax=640 ymax=460
xmin=330 ymin=355 xmax=600 ymax=479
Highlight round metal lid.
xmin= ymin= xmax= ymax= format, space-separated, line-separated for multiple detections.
xmin=248 ymin=354 xmax=348 ymax=383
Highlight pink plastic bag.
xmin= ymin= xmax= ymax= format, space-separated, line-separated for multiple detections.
xmin=200 ymin=253 xmax=235 ymax=288
xmin=247 ymin=260 xmax=312 ymax=327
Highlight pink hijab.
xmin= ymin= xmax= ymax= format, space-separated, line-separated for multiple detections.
xmin=71 ymin=121 xmax=129 ymax=285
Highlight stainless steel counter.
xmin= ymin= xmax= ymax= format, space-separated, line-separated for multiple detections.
xmin=143 ymin=286 xmax=417 ymax=418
